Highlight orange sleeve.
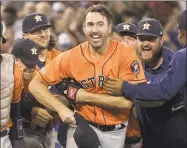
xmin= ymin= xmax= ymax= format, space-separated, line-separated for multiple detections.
xmin=119 ymin=46 xmax=146 ymax=84
xmin=38 ymin=52 xmax=70 ymax=86
xmin=12 ymin=63 xmax=23 ymax=103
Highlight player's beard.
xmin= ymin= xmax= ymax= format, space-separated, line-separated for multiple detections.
xmin=36 ymin=37 xmax=50 ymax=51
xmin=38 ymin=41 xmax=50 ymax=51
xmin=136 ymin=42 xmax=162 ymax=67
xmin=39 ymin=46 xmax=48 ymax=51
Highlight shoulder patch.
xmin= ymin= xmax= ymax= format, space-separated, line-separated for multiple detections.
xmin=41 ymin=67 xmax=46 ymax=74
xmin=131 ymin=60 xmax=140 ymax=74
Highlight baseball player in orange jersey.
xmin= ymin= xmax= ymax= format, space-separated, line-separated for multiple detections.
xmin=29 ymin=4 xmax=146 ymax=148
xmin=19 ymin=13 xmax=62 ymax=148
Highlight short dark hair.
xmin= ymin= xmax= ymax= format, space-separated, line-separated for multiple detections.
xmin=84 ymin=4 xmax=112 ymax=24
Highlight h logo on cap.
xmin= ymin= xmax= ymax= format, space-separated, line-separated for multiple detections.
xmin=31 ymin=48 xmax=37 ymax=55
xmin=143 ymin=22 xmax=151 ymax=30
xmin=34 ymin=15 xmax=42 ymax=23
xmin=123 ymin=24 xmax=130 ymax=30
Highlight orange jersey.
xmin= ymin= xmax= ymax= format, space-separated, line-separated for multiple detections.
xmin=45 ymin=48 xmax=62 ymax=65
xmin=1 ymin=62 xmax=23 ymax=130
xmin=38 ymin=40 xmax=146 ymax=125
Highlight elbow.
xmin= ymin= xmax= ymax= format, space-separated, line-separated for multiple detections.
xmin=114 ymin=102 xmax=130 ymax=109
xmin=115 ymin=97 xmax=132 ymax=109
xmin=120 ymin=100 xmax=132 ymax=109
xmin=116 ymin=103 xmax=126 ymax=109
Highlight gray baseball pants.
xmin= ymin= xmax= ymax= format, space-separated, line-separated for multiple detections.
xmin=0 ymin=129 xmax=12 ymax=148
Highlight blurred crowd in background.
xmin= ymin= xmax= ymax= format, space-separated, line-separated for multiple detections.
xmin=1 ymin=1 xmax=186 ymax=53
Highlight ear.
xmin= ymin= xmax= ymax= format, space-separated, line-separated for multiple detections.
xmin=160 ymin=36 xmax=165 ymax=45
xmin=177 ymin=29 xmax=186 ymax=46
xmin=82 ymin=22 xmax=86 ymax=35
xmin=22 ymin=33 xmax=28 ymax=39
xmin=108 ymin=24 xmax=112 ymax=34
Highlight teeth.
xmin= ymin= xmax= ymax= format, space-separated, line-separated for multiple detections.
xmin=92 ymin=36 xmax=100 ymax=39
xmin=143 ymin=48 xmax=151 ymax=50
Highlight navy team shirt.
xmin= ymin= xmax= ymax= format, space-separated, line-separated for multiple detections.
xmin=144 ymin=46 xmax=173 ymax=84
xmin=122 ymin=45 xmax=187 ymax=111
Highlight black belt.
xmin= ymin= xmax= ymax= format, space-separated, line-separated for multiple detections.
xmin=0 ymin=129 xmax=8 ymax=137
xmin=22 ymin=122 xmax=44 ymax=131
xmin=125 ymin=136 xmax=141 ymax=144
xmin=89 ymin=121 xmax=126 ymax=132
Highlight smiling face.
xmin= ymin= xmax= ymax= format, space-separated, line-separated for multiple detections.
xmin=23 ymin=27 xmax=50 ymax=50
xmin=83 ymin=12 xmax=112 ymax=51
xmin=136 ymin=35 xmax=164 ymax=64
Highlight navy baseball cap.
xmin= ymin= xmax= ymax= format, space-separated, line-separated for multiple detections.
xmin=116 ymin=22 xmax=137 ymax=36
xmin=22 ymin=13 xmax=52 ymax=33
xmin=11 ymin=39 xmax=40 ymax=68
xmin=1 ymin=23 xmax=6 ymax=44
xmin=177 ymin=10 xmax=187 ymax=30
xmin=73 ymin=113 xmax=101 ymax=148
xmin=137 ymin=18 xmax=163 ymax=37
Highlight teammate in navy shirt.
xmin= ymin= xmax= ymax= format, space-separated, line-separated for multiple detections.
xmin=104 ymin=10 xmax=187 ymax=148
xmin=104 ymin=10 xmax=186 ymax=111
xmin=122 ymin=10 xmax=187 ymax=112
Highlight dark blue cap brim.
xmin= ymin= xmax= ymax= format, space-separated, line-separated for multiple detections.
xmin=25 ymin=24 xmax=52 ymax=33
xmin=20 ymin=57 xmax=38 ymax=68
xmin=119 ymin=30 xmax=136 ymax=34
xmin=136 ymin=33 xmax=161 ymax=37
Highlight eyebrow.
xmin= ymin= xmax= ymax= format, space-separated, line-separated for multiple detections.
xmin=97 ymin=21 xmax=104 ymax=24
xmin=87 ymin=21 xmax=104 ymax=24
